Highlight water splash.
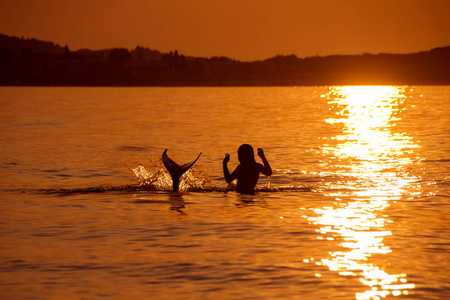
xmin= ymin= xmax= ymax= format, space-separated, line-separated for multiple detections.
xmin=131 ymin=165 xmax=209 ymax=192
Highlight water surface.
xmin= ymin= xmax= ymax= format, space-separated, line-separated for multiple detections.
xmin=0 ymin=86 xmax=449 ymax=299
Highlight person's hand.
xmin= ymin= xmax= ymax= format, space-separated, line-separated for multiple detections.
xmin=223 ymin=153 xmax=230 ymax=164
xmin=257 ymin=148 xmax=265 ymax=158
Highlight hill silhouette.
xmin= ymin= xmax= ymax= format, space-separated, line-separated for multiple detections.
xmin=1 ymin=34 xmax=449 ymax=86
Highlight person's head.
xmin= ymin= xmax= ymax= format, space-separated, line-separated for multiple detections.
xmin=238 ymin=144 xmax=256 ymax=165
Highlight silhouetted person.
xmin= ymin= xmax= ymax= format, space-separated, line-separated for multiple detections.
xmin=223 ymin=144 xmax=272 ymax=194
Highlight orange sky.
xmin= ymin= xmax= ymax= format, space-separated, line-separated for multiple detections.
xmin=1 ymin=0 xmax=449 ymax=61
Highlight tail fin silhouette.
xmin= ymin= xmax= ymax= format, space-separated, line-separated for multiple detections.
xmin=162 ymin=149 xmax=202 ymax=192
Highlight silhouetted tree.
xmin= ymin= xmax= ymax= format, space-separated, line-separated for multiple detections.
xmin=134 ymin=46 xmax=146 ymax=63
xmin=64 ymin=45 xmax=71 ymax=55
xmin=108 ymin=48 xmax=131 ymax=65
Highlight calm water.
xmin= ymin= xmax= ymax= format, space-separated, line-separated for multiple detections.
xmin=0 ymin=86 xmax=449 ymax=299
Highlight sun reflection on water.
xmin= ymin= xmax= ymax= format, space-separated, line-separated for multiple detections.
xmin=308 ymin=86 xmax=420 ymax=299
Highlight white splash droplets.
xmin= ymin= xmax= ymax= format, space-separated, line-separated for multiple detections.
xmin=131 ymin=165 xmax=208 ymax=191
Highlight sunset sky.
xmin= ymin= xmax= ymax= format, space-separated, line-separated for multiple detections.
xmin=1 ymin=0 xmax=449 ymax=61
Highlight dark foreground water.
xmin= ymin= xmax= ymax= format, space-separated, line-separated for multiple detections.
xmin=0 ymin=86 xmax=449 ymax=299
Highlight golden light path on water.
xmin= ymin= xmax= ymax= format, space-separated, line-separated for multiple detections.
xmin=307 ymin=86 xmax=420 ymax=299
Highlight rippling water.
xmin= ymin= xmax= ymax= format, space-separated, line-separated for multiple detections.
xmin=0 ymin=86 xmax=449 ymax=299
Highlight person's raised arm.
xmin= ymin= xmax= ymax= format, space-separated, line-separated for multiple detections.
xmin=223 ymin=153 xmax=237 ymax=182
xmin=257 ymin=148 xmax=272 ymax=176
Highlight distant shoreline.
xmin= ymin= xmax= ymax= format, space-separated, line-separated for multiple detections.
xmin=1 ymin=34 xmax=450 ymax=86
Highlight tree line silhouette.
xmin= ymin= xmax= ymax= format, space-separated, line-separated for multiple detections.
xmin=1 ymin=34 xmax=449 ymax=86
